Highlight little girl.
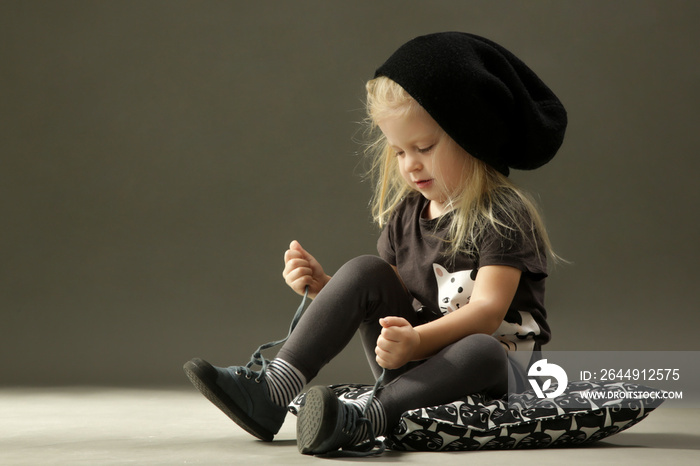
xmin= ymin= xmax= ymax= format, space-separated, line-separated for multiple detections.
xmin=184 ymin=32 xmax=567 ymax=457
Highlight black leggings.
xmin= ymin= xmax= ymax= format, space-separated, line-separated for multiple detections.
xmin=277 ymin=255 xmax=509 ymax=430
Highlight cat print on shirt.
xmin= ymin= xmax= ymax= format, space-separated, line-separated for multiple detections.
xmin=433 ymin=263 xmax=476 ymax=315
xmin=432 ymin=263 xmax=541 ymax=352
xmin=495 ymin=310 xmax=541 ymax=351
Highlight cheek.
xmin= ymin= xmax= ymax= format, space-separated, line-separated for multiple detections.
xmin=396 ymin=159 xmax=410 ymax=180
xmin=439 ymin=158 xmax=468 ymax=190
xmin=449 ymin=167 xmax=467 ymax=187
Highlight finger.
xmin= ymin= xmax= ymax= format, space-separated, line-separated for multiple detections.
xmin=284 ymin=248 xmax=304 ymax=263
xmin=283 ymin=258 xmax=309 ymax=279
xmin=375 ymin=354 xmax=386 ymax=368
xmin=375 ymin=347 xmax=388 ymax=364
xmin=380 ymin=316 xmax=411 ymax=328
xmin=284 ymin=266 xmax=313 ymax=285
xmin=290 ymin=240 xmax=309 ymax=258
xmin=292 ymin=276 xmax=313 ymax=290
xmin=375 ymin=336 xmax=393 ymax=352
xmin=287 ymin=274 xmax=313 ymax=293
xmin=284 ymin=257 xmax=310 ymax=271
xmin=375 ymin=354 xmax=399 ymax=370
xmin=380 ymin=326 xmax=405 ymax=343
xmin=292 ymin=240 xmax=321 ymax=267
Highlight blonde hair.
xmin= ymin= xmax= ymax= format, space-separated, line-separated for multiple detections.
xmin=364 ymin=76 xmax=559 ymax=262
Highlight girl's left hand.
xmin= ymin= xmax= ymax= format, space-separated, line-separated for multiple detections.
xmin=375 ymin=316 xmax=420 ymax=370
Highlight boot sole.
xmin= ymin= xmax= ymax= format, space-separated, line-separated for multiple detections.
xmin=296 ymin=386 xmax=339 ymax=454
xmin=183 ymin=358 xmax=274 ymax=442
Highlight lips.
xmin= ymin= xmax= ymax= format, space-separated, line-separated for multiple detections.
xmin=415 ymin=179 xmax=433 ymax=189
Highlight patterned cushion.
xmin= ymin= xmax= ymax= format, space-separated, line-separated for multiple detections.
xmin=289 ymin=380 xmax=664 ymax=451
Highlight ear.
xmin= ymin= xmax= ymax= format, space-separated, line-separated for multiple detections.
xmin=433 ymin=263 xmax=447 ymax=278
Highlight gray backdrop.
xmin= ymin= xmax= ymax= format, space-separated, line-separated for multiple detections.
xmin=2 ymin=0 xmax=698 ymax=387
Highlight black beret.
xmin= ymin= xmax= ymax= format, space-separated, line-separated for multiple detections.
xmin=374 ymin=32 xmax=567 ymax=176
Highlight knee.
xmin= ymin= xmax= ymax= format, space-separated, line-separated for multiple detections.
xmin=467 ymin=333 xmax=503 ymax=349
xmin=474 ymin=333 xmax=506 ymax=357
xmin=455 ymin=334 xmax=507 ymax=368
xmin=334 ymin=255 xmax=395 ymax=285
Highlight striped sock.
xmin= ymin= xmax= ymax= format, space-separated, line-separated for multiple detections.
xmin=265 ymin=358 xmax=306 ymax=407
xmin=346 ymin=395 xmax=387 ymax=445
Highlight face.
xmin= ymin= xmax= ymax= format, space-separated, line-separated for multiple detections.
xmin=378 ymin=108 xmax=471 ymax=218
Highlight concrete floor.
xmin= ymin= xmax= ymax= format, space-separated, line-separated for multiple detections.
xmin=1 ymin=387 xmax=699 ymax=465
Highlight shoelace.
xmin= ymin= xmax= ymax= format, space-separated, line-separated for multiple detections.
xmin=235 ymin=286 xmax=387 ymax=456
xmin=235 ymin=286 xmax=310 ymax=382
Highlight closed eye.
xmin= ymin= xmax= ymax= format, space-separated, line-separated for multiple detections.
xmin=417 ymin=145 xmax=434 ymax=154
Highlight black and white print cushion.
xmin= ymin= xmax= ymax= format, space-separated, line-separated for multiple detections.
xmin=289 ymin=380 xmax=664 ymax=451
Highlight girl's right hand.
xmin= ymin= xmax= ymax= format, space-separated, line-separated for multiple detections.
xmin=282 ymin=240 xmax=331 ymax=299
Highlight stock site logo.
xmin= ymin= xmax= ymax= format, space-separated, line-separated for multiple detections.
xmin=528 ymin=359 xmax=568 ymax=399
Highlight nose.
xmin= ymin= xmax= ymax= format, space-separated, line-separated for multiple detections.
xmin=403 ymin=151 xmax=422 ymax=172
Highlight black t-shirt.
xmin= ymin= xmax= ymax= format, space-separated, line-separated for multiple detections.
xmin=377 ymin=194 xmax=551 ymax=358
